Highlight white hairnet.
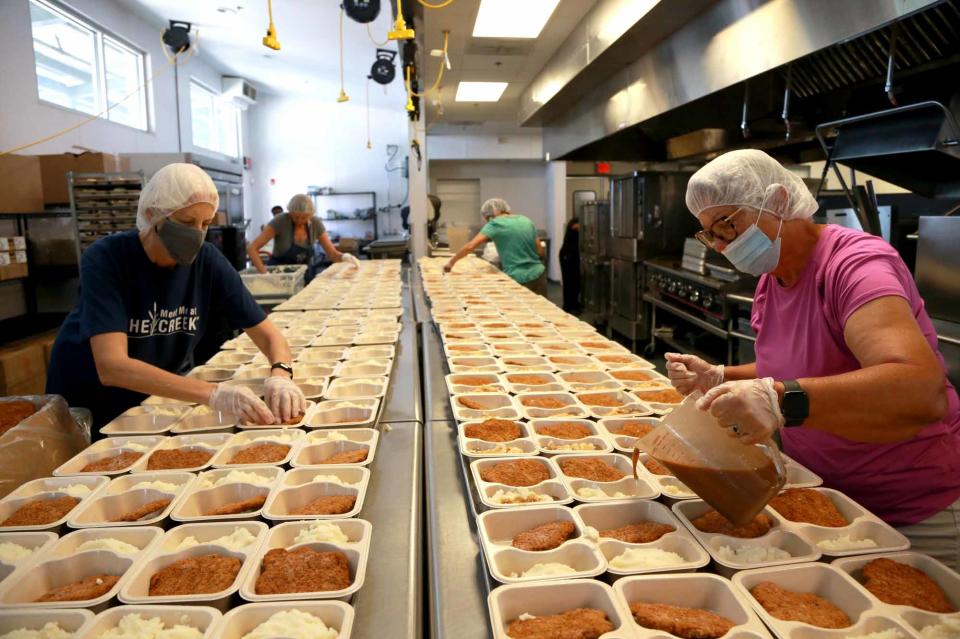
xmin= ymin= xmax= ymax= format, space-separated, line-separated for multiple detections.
xmin=287 ymin=194 xmax=315 ymax=214
xmin=136 ymin=163 xmax=219 ymax=231
xmin=481 ymin=198 xmax=511 ymax=218
xmin=685 ymin=149 xmax=818 ymax=220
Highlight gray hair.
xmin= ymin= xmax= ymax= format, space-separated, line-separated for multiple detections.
xmin=287 ymin=193 xmax=315 ymax=214
xmin=481 ymin=198 xmax=510 ymax=219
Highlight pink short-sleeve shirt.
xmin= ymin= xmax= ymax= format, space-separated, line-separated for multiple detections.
xmin=753 ymin=224 xmax=960 ymax=526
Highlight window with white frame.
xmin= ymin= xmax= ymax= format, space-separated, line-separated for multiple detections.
xmin=190 ymin=81 xmax=240 ymax=158
xmin=28 ymin=0 xmax=149 ymax=130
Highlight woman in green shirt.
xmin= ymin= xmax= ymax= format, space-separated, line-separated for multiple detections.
xmin=444 ymin=198 xmax=547 ymax=295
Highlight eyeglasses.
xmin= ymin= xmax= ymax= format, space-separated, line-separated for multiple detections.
xmin=695 ymin=208 xmax=746 ymax=251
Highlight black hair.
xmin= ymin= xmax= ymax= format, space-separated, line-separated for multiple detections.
xmin=270 ymin=205 xmax=283 ymax=214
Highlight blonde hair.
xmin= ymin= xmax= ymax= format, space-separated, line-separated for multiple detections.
xmin=287 ymin=193 xmax=315 ymax=215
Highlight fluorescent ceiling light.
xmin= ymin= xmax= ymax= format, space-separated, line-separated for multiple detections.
xmin=472 ymin=0 xmax=560 ymax=38
xmin=455 ymin=81 xmax=508 ymax=102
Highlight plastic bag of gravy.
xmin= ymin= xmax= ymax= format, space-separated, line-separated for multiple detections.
xmin=638 ymin=391 xmax=785 ymax=525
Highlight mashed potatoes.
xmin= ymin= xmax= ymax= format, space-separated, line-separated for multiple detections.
xmin=95 ymin=613 xmax=204 ymax=639
xmin=0 ymin=622 xmax=70 ymax=639
xmin=197 ymin=470 xmax=273 ymax=488
xmin=77 ymin=538 xmax=140 ymax=555
xmin=716 ymin=544 xmax=791 ymax=564
xmin=576 ymin=487 xmax=629 ymax=499
xmin=817 ymin=535 xmax=879 ymax=552
xmin=130 ymin=480 xmax=180 ymax=493
xmin=472 ymin=444 xmax=523 ymax=455
xmin=176 ymin=526 xmax=258 ymax=551
xmin=609 ymin=548 xmax=685 ymax=570
xmin=310 ymin=432 xmax=349 ymax=443
xmin=248 ymin=433 xmax=296 ymax=445
xmin=845 ymin=630 xmax=905 ymax=639
xmin=509 ymin=563 xmax=577 ymax=579
xmin=920 ymin=618 xmax=960 ymax=639
xmin=661 ymin=484 xmax=694 ymax=497
xmin=0 ymin=541 xmax=34 ymax=563
xmin=293 ymin=521 xmax=350 ymax=545
xmin=490 ymin=488 xmax=552 ymax=504
xmin=61 ymin=483 xmax=93 ymax=498
xmin=121 ymin=442 xmax=152 ymax=453
xmin=543 ymin=442 xmax=597 ymax=452
xmin=240 ymin=610 xmax=338 ymax=639
xmin=311 ymin=474 xmax=355 ymax=486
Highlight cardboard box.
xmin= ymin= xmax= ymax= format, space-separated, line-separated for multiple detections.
xmin=0 ymin=253 xmax=9 ymax=266
xmin=6 ymin=375 xmax=46 ymax=396
xmin=0 ymin=155 xmax=44 ymax=213
xmin=0 ymin=263 xmax=27 ymax=281
xmin=13 ymin=251 xmax=27 ymax=264
xmin=11 ymin=236 xmax=25 ymax=251
xmin=37 ymin=152 xmax=119 ymax=204
xmin=0 ymin=343 xmax=45 ymax=395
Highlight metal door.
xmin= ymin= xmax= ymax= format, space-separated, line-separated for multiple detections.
xmin=610 ymin=258 xmax=640 ymax=320
xmin=435 ymin=179 xmax=481 ymax=240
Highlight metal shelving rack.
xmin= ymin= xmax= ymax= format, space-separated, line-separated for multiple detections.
xmin=308 ymin=190 xmax=378 ymax=240
xmin=67 ymin=171 xmax=145 ymax=258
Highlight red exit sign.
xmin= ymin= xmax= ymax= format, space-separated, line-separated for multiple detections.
xmin=595 ymin=161 xmax=611 ymax=175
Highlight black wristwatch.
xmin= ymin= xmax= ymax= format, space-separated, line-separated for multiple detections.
xmin=271 ymin=362 xmax=294 ymax=378
xmin=781 ymin=379 xmax=808 ymax=427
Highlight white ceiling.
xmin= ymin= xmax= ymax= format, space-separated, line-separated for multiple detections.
xmin=118 ymin=0 xmax=408 ymax=108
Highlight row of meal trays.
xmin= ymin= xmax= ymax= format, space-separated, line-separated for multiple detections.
xmin=0 ymin=518 xmax=371 ymax=614
xmin=1 ymin=601 xmax=354 ymax=639
xmin=102 ymin=396 xmax=381 ymax=436
xmin=447 ymin=388 xmax=684 ymax=422
xmin=0 ymin=452 xmax=376 ymax=533
xmin=446 ymin=370 xmax=669 ymax=397
xmin=483 ymin=551 xmax=960 ymax=639
xmin=196 ymin=346 xmax=395 ymax=378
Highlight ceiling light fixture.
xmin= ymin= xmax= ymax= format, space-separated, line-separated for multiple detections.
xmin=472 ymin=0 xmax=559 ymax=38
xmin=455 ymin=81 xmax=508 ymax=102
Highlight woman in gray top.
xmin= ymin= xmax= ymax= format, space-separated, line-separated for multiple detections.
xmin=248 ymin=194 xmax=356 ymax=277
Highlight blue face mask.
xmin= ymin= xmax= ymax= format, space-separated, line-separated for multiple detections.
xmin=721 ymin=205 xmax=783 ymax=276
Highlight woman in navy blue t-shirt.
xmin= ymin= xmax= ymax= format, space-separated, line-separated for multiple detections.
xmin=47 ymin=164 xmax=305 ymax=435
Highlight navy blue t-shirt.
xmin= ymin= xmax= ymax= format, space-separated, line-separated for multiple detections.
xmin=46 ymin=230 xmax=266 ymax=428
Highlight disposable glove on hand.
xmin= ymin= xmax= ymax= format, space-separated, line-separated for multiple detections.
xmin=696 ymin=377 xmax=785 ymax=445
xmin=209 ymin=383 xmax=275 ymax=425
xmin=264 ymin=375 xmax=307 ymax=423
xmin=665 ymin=352 xmax=724 ymax=395
xmin=443 ymin=261 xmax=453 ymax=273
xmin=342 ymin=253 xmax=360 ymax=269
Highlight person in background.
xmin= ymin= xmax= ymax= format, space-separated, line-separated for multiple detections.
xmin=270 ymin=205 xmax=283 ymax=217
xmin=666 ymin=149 xmax=960 ymax=569
xmin=46 ymin=164 xmax=306 ymax=437
xmin=559 ymin=217 xmax=581 ymax=313
xmin=443 ymin=198 xmax=547 ymax=296
xmin=247 ymin=194 xmax=358 ymax=279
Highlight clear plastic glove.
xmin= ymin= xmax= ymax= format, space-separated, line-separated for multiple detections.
xmin=665 ymin=352 xmax=724 ymax=395
xmin=264 ymin=375 xmax=307 ymax=423
xmin=696 ymin=377 xmax=785 ymax=445
xmin=341 ymin=253 xmax=360 ymax=269
xmin=209 ymin=383 xmax=275 ymax=425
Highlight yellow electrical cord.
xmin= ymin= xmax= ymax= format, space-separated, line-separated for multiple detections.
xmin=417 ymin=0 xmax=455 ymax=8
xmin=366 ymin=22 xmax=389 ymax=47
xmin=404 ymin=30 xmax=448 ymax=98
xmin=1 ymin=41 xmax=187 ymax=157
xmin=337 ymin=5 xmax=349 ymax=102
xmin=388 ymin=0 xmax=415 ymax=40
xmin=263 ymin=0 xmax=280 ymax=50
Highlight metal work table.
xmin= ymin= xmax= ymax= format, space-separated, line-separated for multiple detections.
xmin=351 ymin=420 xmax=423 ymax=637
xmin=422 ymin=321 xmax=455 ymax=423
xmin=381 ymin=316 xmax=422 ymax=424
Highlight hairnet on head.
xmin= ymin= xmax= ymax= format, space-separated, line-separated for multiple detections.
xmin=685 ymin=149 xmax=818 ymax=221
xmin=287 ymin=194 xmax=315 ymax=215
xmin=481 ymin=198 xmax=511 ymax=218
xmin=136 ymin=164 xmax=218 ymax=231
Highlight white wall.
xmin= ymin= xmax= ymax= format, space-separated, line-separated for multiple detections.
xmin=428 ymin=129 xmax=544 ymax=161
xmin=245 ymin=94 xmax=409 ymax=238
xmin=0 ymin=0 xmax=242 ymax=158
xmin=428 ymin=161 xmax=551 ymax=229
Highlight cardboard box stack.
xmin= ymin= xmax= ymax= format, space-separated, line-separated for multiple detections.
xmin=0 ymin=154 xmax=43 ymax=213
xmin=36 ymin=151 xmax=121 ymax=204
xmin=0 ymin=236 xmax=28 ymax=281
xmin=0 ymin=330 xmax=58 ymax=396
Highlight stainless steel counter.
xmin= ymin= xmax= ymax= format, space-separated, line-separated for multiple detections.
xmin=381 ymin=315 xmax=423 ymax=424
xmin=351 ymin=420 xmax=423 ymax=638
xmin=422 ymin=320 xmax=455 ymax=423
xmin=425 ymin=420 xmax=494 ymax=639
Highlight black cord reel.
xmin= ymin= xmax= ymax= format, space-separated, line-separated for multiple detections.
xmin=344 ymin=0 xmax=380 ymax=23
xmin=371 ymin=49 xmax=397 ymax=85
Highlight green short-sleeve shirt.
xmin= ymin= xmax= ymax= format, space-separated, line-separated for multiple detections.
xmin=480 ymin=214 xmax=545 ymax=284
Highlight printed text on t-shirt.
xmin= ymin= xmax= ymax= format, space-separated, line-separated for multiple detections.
xmin=128 ymin=303 xmax=200 ymax=338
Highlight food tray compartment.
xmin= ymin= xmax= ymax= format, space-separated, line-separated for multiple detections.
xmin=325 ymin=377 xmax=389 ymax=400
xmin=333 ymin=359 xmax=393 ymax=379
xmin=529 ymin=419 xmax=612 ymax=455
xmin=231 ymin=366 xmax=272 ymax=381
xmin=306 ymin=400 xmax=380 ymax=428
xmin=451 ymin=393 xmax=520 ymax=422
xmin=782 ymin=454 xmax=823 ymax=489
xmin=54 ymin=437 xmax=166 ymax=477
xmin=557 ymin=370 xmax=621 ymax=392
xmin=501 ymin=372 xmax=565 ymax=394
xmin=631 ymin=388 xmax=685 ymax=413
xmin=488 ymin=579 xmax=630 ymax=639
xmin=448 ymin=356 xmax=502 ymax=374
xmin=492 ymin=342 xmax=539 ymax=357
xmin=170 ymin=466 xmax=283 ymax=523
xmin=594 ymin=353 xmax=655 ymax=369
xmin=296 ymin=348 xmax=344 ymax=364
xmin=263 ymin=467 xmax=370 ymax=520
xmin=471 ymin=457 xmax=572 ymax=509
xmin=0 ymin=609 xmax=93 ymax=636
xmin=188 ymin=366 xmax=237 ymax=383
xmin=211 ymin=430 xmax=306 ymax=468
xmin=294 ymin=363 xmax=338 ymax=379
xmin=343 ymin=345 xmax=394 ymax=360
xmin=208 ymin=351 xmax=255 ymax=366
xmin=553 ymin=453 xmax=660 ymax=502
xmin=48 ymin=526 xmax=162 ymax=560
xmin=458 ymin=420 xmax=538 ymax=458
xmin=673 ymin=500 xmax=821 ymax=577
xmin=445 ymin=342 xmax=493 ymax=358
xmin=297 ymin=379 xmax=329 ymax=400
xmin=576 ymin=390 xmax=653 ymax=418
xmin=545 ymin=355 xmax=603 ymax=371
xmin=216 ymin=601 xmax=354 ymax=639
xmin=0 ymin=531 xmax=57 ymax=584
xmin=732 ymin=563 xmax=881 ymax=639
xmin=515 ymin=392 xmax=587 ymax=419
xmin=238 ymin=519 xmax=371 ymax=601
xmin=612 ymin=573 xmax=773 ymax=638
xmin=352 ymin=331 xmax=400 ymax=345
xmin=535 ymin=342 xmax=585 ymax=356
xmin=292 ymin=429 xmax=379 ymax=467
xmin=574 ymin=501 xmax=708 ymax=575
xmin=606 ymin=368 xmax=670 ymax=389
xmin=130 ymin=433 xmax=232 ymax=473
xmin=478 ymin=505 xmax=605 ymax=584
xmin=68 ymin=472 xmax=193 ymax=528
xmin=445 ymin=373 xmax=506 ymax=395
xmin=0 ymin=476 xmax=108 ymax=531
xmin=499 ymin=356 xmax=554 ymax=373
xmin=597 ymin=417 xmax=661 ymax=453
xmin=80 ymin=605 xmax=221 ymax=639
xmin=236 ymin=401 xmax=316 ymax=430
xmin=100 ymin=405 xmax=191 ymax=436
xmin=171 ymin=406 xmax=239 ymax=433
xmin=634 ymin=452 xmax=696 ymax=501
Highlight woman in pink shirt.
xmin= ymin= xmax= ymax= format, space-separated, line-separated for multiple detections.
xmin=667 ymin=149 xmax=960 ymax=569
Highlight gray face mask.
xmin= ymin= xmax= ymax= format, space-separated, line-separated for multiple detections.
xmin=157 ymin=218 xmax=206 ymax=265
